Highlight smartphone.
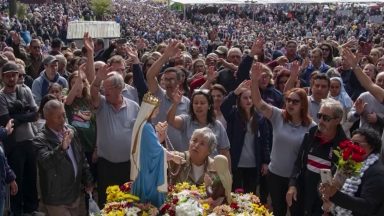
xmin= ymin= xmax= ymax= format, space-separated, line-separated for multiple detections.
xmin=320 ymin=169 xmax=332 ymax=184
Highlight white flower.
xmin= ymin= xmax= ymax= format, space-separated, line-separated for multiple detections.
xmin=125 ymin=206 xmax=141 ymax=216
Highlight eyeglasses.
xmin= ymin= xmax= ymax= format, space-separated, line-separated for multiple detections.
xmin=285 ymin=98 xmax=300 ymax=105
xmin=317 ymin=113 xmax=336 ymax=122
xmin=18 ymin=74 xmax=26 ymax=78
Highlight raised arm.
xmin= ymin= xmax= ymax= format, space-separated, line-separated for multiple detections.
xmin=284 ymin=60 xmax=301 ymax=93
xmin=146 ymin=40 xmax=181 ymax=94
xmin=10 ymin=31 xmax=28 ymax=62
xmin=166 ymin=90 xmax=184 ymax=130
xmin=127 ymin=46 xmax=148 ymax=100
xmin=90 ymin=64 xmax=111 ymax=109
xmin=200 ymin=66 xmax=217 ymax=90
xmin=250 ymin=63 xmax=273 ymax=119
xmin=236 ymin=38 xmax=264 ymax=83
xmin=83 ymin=32 xmax=95 ymax=83
xmin=342 ymin=48 xmax=384 ymax=103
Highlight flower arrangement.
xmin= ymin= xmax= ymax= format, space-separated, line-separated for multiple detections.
xmin=160 ymin=182 xmax=209 ymax=216
xmin=333 ymin=139 xmax=366 ymax=188
xmin=160 ymin=182 xmax=272 ymax=216
xmin=209 ymin=193 xmax=272 ymax=216
xmin=99 ymin=182 xmax=158 ymax=216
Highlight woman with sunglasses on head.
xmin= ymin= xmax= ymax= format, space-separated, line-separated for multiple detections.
xmin=220 ymin=79 xmax=271 ymax=194
xmin=167 ymin=89 xmax=231 ymax=166
xmin=251 ymin=62 xmax=315 ymax=216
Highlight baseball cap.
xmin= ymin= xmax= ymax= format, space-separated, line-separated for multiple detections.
xmin=43 ymin=55 xmax=58 ymax=65
xmin=1 ymin=62 xmax=19 ymax=74
xmin=215 ymin=46 xmax=228 ymax=55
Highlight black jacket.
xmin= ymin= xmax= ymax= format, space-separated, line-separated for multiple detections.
xmin=330 ymin=160 xmax=384 ymax=216
xmin=33 ymin=125 xmax=93 ymax=205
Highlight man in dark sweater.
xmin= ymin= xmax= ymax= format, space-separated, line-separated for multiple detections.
xmin=287 ymin=98 xmax=347 ymax=216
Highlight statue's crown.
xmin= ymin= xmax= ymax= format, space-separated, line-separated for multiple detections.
xmin=143 ymin=92 xmax=160 ymax=106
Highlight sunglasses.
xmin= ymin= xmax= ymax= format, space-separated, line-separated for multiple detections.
xmin=285 ymin=97 xmax=300 ymax=105
xmin=18 ymin=74 xmax=26 ymax=78
xmin=194 ymin=88 xmax=210 ymax=94
xmin=317 ymin=113 xmax=336 ymax=122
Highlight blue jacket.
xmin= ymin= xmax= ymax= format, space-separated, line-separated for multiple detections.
xmin=0 ymin=128 xmax=16 ymax=198
xmin=221 ymin=92 xmax=272 ymax=171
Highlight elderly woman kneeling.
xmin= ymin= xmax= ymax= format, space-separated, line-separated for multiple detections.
xmin=169 ymin=127 xmax=217 ymax=185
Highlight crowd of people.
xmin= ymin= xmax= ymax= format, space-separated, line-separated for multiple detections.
xmin=0 ymin=0 xmax=384 ymax=216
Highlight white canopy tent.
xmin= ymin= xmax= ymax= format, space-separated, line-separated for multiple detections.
xmin=171 ymin=0 xmax=384 ymax=4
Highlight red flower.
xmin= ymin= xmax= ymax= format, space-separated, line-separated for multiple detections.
xmin=169 ymin=209 xmax=176 ymax=216
xmin=160 ymin=203 xmax=171 ymax=214
xmin=235 ymin=188 xmax=244 ymax=194
xmin=342 ymin=148 xmax=352 ymax=160
xmin=172 ymin=197 xmax=179 ymax=204
xmin=351 ymin=153 xmax=364 ymax=162
xmin=339 ymin=140 xmax=350 ymax=149
xmin=230 ymin=202 xmax=239 ymax=210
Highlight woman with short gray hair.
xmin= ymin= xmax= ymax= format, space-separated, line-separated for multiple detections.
xmin=169 ymin=127 xmax=218 ymax=185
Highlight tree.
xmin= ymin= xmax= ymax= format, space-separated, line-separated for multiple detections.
xmin=90 ymin=0 xmax=113 ymax=21
xmin=16 ymin=2 xmax=28 ymax=20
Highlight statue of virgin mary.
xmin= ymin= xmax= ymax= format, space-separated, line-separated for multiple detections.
xmin=130 ymin=92 xmax=184 ymax=208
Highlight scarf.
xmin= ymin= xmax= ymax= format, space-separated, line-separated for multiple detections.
xmin=329 ymin=77 xmax=353 ymax=110
xmin=334 ymin=153 xmax=380 ymax=216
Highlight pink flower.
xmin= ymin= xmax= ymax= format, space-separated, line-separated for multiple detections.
xmin=235 ymin=188 xmax=244 ymax=194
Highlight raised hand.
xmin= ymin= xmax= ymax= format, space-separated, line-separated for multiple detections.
xmin=341 ymin=48 xmax=358 ymax=69
xmin=251 ymin=62 xmax=264 ymax=81
xmin=83 ymin=32 xmax=94 ymax=53
xmin=96 ymin=64 xmax=112 ymax=80
xmin=290 ymin=60 xmax=300 ymax=77
xmin=206 ymin=66 xmax=217 ymax=83
xmin=62 ymin=128 xmax=74 ymax=150
xmin=164 ymin=40 xmax=181 ymax=59
xmin=171 ymin=153 xmax=186 ymax=165
xmin=172 ymin=90 xmax=182 ymax=105
xmin=354 ymin=98 xmax=367 ymax=115
xmin=341 ymin=38 xmax=358 ymax=49
xmin=234 ymin=80 xmax=251 ymax=95
xmin=251 ymin=37 xmax=265 ymax=56
xmin=125 ymin=46 xmax=140 ymax=64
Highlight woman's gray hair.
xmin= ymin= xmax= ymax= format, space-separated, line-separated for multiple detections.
xmin=320 ymin=98 xmax=344 ymax=119
xmin=191 ymin=127 xmax=217 ymax=153
xmin=106 ymin=71 xmax=125 ymax=90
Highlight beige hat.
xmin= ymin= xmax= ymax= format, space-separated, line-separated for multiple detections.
xmin=215 ymin=46 xmax=228 ymax=55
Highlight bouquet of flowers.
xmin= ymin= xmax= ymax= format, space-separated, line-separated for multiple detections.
xmin=160 ymin=182 xmax=209 ymax=216
xmin=209 ymin=193 xmax=272 ymax=216
xmin=160 ymin=182 xmax=272 ymax=216
xmin=97 ymin=182 xmax=158 ymax=216
xmin=332 ymin=139 xmax=366 ymax=188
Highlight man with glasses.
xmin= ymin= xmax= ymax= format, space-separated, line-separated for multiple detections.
xmin=31 ymin=55 xmax=68 ymax=105
xmin=11 ymin=32 xmax=44 ymax=79
xmin=90 ymin=69 xmax=139 ymax=207
xmin=146 ymin=40 xmax=190 ymax=151
xmin=287 ymin=98 xmax=347 ymax=216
